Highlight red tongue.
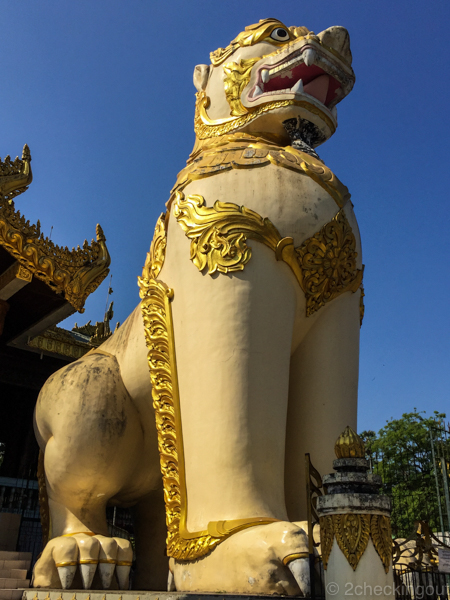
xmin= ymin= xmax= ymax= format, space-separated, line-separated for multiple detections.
xmin=303 ymin=74 xmax=330 ymax=104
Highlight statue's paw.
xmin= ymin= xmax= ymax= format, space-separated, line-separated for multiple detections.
xmin=171 ymin=520 xmax=315 ymax=596
xmin=33 ymin=533 xmax=133 ymax=590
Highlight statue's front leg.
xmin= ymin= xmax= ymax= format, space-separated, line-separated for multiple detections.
xmin=157 ymin=216 xmax=311 ymax=594
xmin=285 ymin=290 xmax=361 ymax=521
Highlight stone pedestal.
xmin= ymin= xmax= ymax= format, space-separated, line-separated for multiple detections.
xmin=317 ymin=427 xmax=395 ymax=600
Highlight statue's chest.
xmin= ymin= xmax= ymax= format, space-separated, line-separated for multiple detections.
xmin=178 ymin=164 xmax=346 ymax=248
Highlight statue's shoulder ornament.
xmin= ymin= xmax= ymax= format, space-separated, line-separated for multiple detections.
xmin=169 ymin=135 xmax=350 ymax=210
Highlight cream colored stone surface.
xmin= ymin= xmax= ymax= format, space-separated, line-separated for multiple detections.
xmin=325 ymin=538 xmax=396 ymax=600
xmin=33 ymin=18 xmax=362 ymax=596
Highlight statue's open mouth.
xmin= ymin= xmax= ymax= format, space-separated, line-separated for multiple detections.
xmin=247 ymin=44 xmax=350 ymax=110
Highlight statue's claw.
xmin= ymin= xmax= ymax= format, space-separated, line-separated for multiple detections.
xmin=167 ymin=567 xmax=176 ymax=591
xmin=115 ymin=537 xmax=133 ymax=590
xmin=33 ymin=533 xmax=133 ymax=590
xmin=80 ymin=562 xmax=98 ymax=589
xmin=56 ymin=565 xmax=77 ymax=589
xmin=98 ymin=562 xmax=116 ymax=589
xmin=286 ymin=558 xmax=311 ymax=597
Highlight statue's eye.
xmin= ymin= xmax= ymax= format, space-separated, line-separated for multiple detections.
xmin=270 ymin=28 xmax=289 ymax=42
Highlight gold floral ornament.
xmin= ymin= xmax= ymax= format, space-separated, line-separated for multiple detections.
xmin=319 ymin=515 xmax=335 ymax=570
xmin=296 ymin=211 xmax=363 ymax=316
xmin=334 ymin=513 xmax=371 ymax=570
xmin=371 ymin=514 xmax=392 ymax=573
xmin=320 ymin=514 xmax=392 ymax=574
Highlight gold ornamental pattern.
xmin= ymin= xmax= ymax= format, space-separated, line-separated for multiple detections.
xmin=0 ymin=144 xmax=32 ymax=201
xmin=0 ymin=198 xmax=110 ymax=312
xmin=370 ymin=515 xmax=392 ymax=574
xmin=334 ymin=513 xmax=371 ymax=571
xmin=194 ymin=91 xmax=335 ymax=141
xmin=320 ymin=513 xmax=392 ymax=573
xmin=173 ymin=192 xmax=363 ymax=317
xmin=139 ymin=217 xmax=278 ymax=560
xmin=296 ymin=210 xmax=363 ymax=316
xmin=171 ymin=133 xmax=350 ymax=210
xmin=319 ymin=515 xmax=334 ymax=570
xmin=223 ymin=57 xmax=261 ymax=116
xmin=172 ymin=191 xmax=281 ymax=274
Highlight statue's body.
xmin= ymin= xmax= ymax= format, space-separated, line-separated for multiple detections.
xmin=33 ymin=19 xmax=361 ymax=596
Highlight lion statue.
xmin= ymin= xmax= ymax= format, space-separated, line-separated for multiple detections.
xmin=33 ymin=18 xmax=361 ymax=596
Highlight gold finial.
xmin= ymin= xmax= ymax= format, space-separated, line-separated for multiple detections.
xmin=96 ymin=223 xmax=106 ymax=242
xmin=22 ymin=144 xmax=31 ymax=161
xmin=335 ymin=425 xmax=365 ymax=458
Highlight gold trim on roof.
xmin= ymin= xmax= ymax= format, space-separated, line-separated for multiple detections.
xmin=0 ymin=197 xmax=110 ymax=312
xmin=28 ymin=326 xmax=92 ymax=359
xmin=0 ymin=144 xmax=32 ymax=202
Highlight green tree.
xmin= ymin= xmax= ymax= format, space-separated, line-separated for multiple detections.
xmin=361 ymin=410 xmax=450 ymax=538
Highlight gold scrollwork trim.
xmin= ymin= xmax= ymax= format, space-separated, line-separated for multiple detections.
xmin=139 ymin=219 xmax=278 ymax=560
xmin=223 ymin=57 xmax=261 ymax=116
xmin=0 ymin=198 xmax=110 ymax=312
xmin=195 ymin=91 xmax=335 ymax=140
xmin=172 ymin=134 xmax=350 ymax=210
xmin=172 ymin=191 xmax=281 ymax=275
xmin=320 ymin=513 xmax=392 ymax=573
xmin=173 ymin=192 xmax=362 ymax=317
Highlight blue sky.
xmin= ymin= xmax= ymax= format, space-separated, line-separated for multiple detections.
xmin=2 ymin=0 xmax=449 ymax=434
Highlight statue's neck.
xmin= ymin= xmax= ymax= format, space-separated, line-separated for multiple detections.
xmin=282 ymin=117 xmax=325 ymax=160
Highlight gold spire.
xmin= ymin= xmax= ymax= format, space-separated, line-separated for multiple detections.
xmin=334 ymin=426 xmax=365 ymax=459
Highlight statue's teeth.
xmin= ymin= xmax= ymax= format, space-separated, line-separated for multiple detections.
xmin=303 ymin=48 xmax=317 ymax=67
xmin=254 ymin=85 xmax=263 ymax=97
xmin=291 ymin=79 xmax=304 ymax=94
xmin=261 ymin=69 xmax=269 ymax=83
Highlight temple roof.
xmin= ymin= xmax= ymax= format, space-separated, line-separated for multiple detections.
xmin=0 ymin=144 xmax=111 ymax=370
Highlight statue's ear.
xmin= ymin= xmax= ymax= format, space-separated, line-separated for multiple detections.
xmin=193 ymin=64 xmax=211 ymax=91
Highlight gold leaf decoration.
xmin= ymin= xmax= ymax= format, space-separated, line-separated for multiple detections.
xmin=172 ymin=133 xmax=350 ymax=210
xmin=194 ymin=91 xmax=335 ymax=140
xmin=223 ymin=57 xmax=261 ymax=116
xmin=139 ymin=213 xmax=167 ymax=285
xmin=319 ymin=515 xmax=335 ymax=570
xmin=173 ymin=192 xmax=362 ymax=317
xmin=172 ymin=191 xmax=281 ymax=274
xmin=296 ymin=209 xmax=363 ymax=316
xmin=210 ymin=18 xmax=304 ymax=66
xmin=333 ymin=513 xmax=371 ymax=571
xmin=371 ymin=514 xmax=392 ymax=574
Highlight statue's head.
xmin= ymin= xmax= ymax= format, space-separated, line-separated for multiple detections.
xmin=193 ymin=19 xmax=355 ymax=147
